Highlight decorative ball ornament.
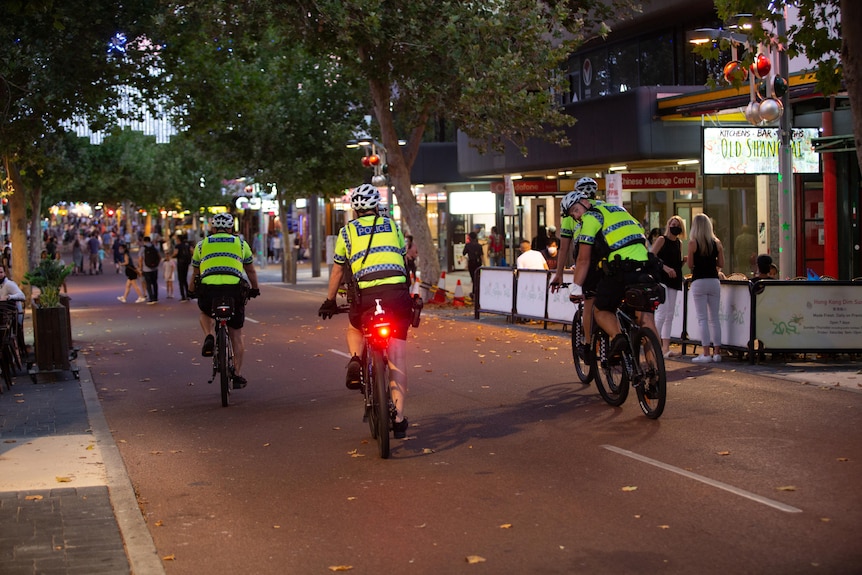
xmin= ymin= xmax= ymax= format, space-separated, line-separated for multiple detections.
xmin=773 ymin=76 xmax=788 ymax=98
xmin=744 ymin=101 xmax=762 ymax=125
xmin=751 ymin=54 xmax=772 ymax=79
xmin=368 ymin=154 xmax=381 ymax=166
xmin=361 ymin=156 xmax=371 ymax=167
xmin=723 ymin=60 xmax=748 ymax=84
xmin=757 ymin=79 xmax=768 ymax=100
xmin=371 ymin=174 xmax=387 ymax=187
xmin=758 ymin=97 xmax=784 ymax=122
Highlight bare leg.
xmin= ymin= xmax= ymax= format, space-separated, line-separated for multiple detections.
xmin=387 ymin=338 xmax=407 ymax=422
xmin=229 ymin=327 xmax=244 ymax=375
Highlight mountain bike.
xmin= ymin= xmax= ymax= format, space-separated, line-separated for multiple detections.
xmin=338 ymin=299 xmax=397 ymax=459
xmin=569 ymin=296 xmax=594 ymax=384
xmin=590 ymin=285 xmax=667 ymax=419
xmin=208 ymin=295 xmax=238 ymax=407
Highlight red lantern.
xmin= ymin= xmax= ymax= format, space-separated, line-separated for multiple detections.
xmin=723 ymin=61 xmax=747 ymax=84
xmin=368 ymin=154 xmax=380 ymax=166
xmin=751 ymin=53 xmax=771 ymax=79
xmin=361 ymin=156 xmax=371 ymax=167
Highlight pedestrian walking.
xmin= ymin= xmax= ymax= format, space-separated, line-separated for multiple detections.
xmin=687 ymin=213 xmax=725 ymax=363
xmin=117 ymin=244 xmax=146 ymax=303
xmin=174 ymin=234 xmax=193 ymax=301
xmin=463 ymin=231 xmax=484 ymax=295
xmin=139 ymin=236 xmax=161 ymax=304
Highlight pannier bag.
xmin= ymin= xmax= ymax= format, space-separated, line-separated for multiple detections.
xmin=624 ymin=283 xmax=666 ymax=312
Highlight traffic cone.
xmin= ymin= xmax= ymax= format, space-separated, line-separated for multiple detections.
xmin=452 ymin=279 xmax=466 ymax=307
xmin=430 ymin=271 xmax=448 ymax=304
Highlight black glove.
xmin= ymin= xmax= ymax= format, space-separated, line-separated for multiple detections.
xmin=248 ymin=288 xmax=260 ymax=298
xmin=318 ymin=298 xmax=338 ymax=320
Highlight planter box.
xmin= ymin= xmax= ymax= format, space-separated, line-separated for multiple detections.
xmin=32 ymin=305 xmax=71 ymax=372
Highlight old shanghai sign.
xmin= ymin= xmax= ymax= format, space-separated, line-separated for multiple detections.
xmin=703 ymin=127 xmax=820 ymax=175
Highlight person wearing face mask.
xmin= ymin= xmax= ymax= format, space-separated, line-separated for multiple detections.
xmin=542 ymin=238 xmax=560 ymax=270
xmin=651 ymin=216 xmax=686 ymax=358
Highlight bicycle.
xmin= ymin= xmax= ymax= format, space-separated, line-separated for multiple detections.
xmin=588 ymin=284 xmax=667 ymax=419
xmin=570 ymin=296 xmax=594 ymax=384
xmin=200 ymin=289 xmax=256 ymax=407
xmin=337 ymin=299 xmax=397 ymax=459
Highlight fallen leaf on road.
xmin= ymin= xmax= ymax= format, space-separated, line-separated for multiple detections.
xmin=162 ymin=554 xmax=176 ymax=561
xmin=139 ymin=378 xmax=151 ymax=382
xmin=499 ymin=524 xmax=512 ymax=529
xmin=25 ymin=495 xmax=43 ymax=501
xmin=837 ymin=457 xmax=849 ymax=462
xmin=4 ymin=439 xmax=17 ymax=444
xmin=621 ymin=486 xmax=638 ymax=492
xmin=658 ymin=525 xmax=670 ymax=529
xmin=820 ymin=517 xmax=831 ymax=522
xmin=466 ymin=555 xmax=486 ymax=564
xmin=422 ymin=448 xmax=434 ymax=454
xmin=150 ymin=451 xmax=163 ymax=455
xmin=56 ymin=477 xmax=72 ymax=483
xmin=86 ymin=444 xmax=95 ymax=451
xmin=273 ymin=525 xmax=280 ymax=529
xmin=328 ymin=566 xmax=353 ymax=572
xmin=155 ymin=520 xmax=164 ymax=527
xmin=263 ymin=443 xmax=271 ymax=447
xmin=717 ymin=451 xmax=731 ymax=456
xmin=776 ymin=486 xmax=797 ymax=491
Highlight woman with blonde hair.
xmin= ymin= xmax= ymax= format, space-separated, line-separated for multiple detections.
xmin=651 ymin=215 xmax=686 ymax=358
xmin=687 ymin=213 xmax=725 ymax=362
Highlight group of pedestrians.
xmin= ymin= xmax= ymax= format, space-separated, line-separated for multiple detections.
xmin=116 ymin=235 xmax=194 ymax=305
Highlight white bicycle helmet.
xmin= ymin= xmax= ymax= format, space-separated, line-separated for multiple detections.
xmin=210 ymin=212 xmax=234 ymax=229
xmin=575 ymin=177 xmax=598 ymax=198
xmin=350 ymin=183 xmax=380 ymax=212
xmin=560 ymin=190 xmax=589 ymax=216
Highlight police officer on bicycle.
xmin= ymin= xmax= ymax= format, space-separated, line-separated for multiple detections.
xmin=191 ymin=213 xmax=260 ymax=389
xmin=318 ymin=184 xmax=413 ymax=439
xmin=563 ymin=188 xmax=660 ymax=355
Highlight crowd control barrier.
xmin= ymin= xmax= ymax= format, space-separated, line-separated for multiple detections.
xmin=473 ymin=267 xmax=862 ymax=362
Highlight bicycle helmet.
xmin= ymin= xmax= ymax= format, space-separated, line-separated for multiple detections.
xmin=350 ymin=183 xmax=380 ymax=212
xmin=210 ymin=212 xmax=234 ymax=229
xmin=560 ymin=190 xmax=589 ymax=216
xmin=575 ymin=177 xmax=598 ymax=198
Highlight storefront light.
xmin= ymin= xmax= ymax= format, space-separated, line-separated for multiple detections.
xmin=608 ymin=165 xmax=627 ymax=172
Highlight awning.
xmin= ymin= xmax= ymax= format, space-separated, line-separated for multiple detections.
xmin=812 ymin=135 xmax=856 ymax=154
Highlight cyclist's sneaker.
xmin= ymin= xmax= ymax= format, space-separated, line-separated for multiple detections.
xmin=645 ymin=384 xmax=659 ymax=400
xmin=345 ymin=355 xmax=362 ymax=390
xmin=201 ymin=334 xmax=215 ymax=357
xmin=232 ymin=375 xmax=247 ymax=389
xmin=609 ymin=334 xmax=627 ymax=362
xmin=393 ymin=418 xmax=409 ymax=439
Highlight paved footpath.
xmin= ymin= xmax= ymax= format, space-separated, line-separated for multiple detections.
xmin=1 ymin=262 xmax=859 ymax=575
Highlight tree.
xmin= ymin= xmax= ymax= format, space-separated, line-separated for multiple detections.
xmin=154 ymin=9 xmax=367 ymax=278
xmin=1 ymin=0 xmax=160 ymax=282
xmin=709 ymin=0 xmax=862 ymax=173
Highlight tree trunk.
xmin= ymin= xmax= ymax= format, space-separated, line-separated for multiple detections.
xmin=841 ymin=0 xmax=862 ymax=175
xmin=368 ymin=79 xmax=442 ymax=287
xmin=3 ymin=155 xmax=31 ymax=295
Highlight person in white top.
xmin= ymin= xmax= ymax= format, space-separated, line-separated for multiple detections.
xmin=516 ymin=240 xmax=548 ymax=270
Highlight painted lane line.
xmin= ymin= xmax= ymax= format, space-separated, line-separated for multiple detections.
xmin=602 ymin=444 xmax=803 ymax=514
xmin=330 ymin=349 xmax=351 ymax=359
xmin=245 ymin=316 xmax=260 ymax=324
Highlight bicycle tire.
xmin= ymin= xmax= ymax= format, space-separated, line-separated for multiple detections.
xmin=371 ymin=348 xmax=390 ymax=459
xmin=592 ymin=331 xmax=628 ymax=406
xmin=571 ymin=308 xmax=593 ymax=384
xmin=217 ymin=325 xmax=230 ymax=407
xmin=633 ymin=328 xmax=666 ymax=419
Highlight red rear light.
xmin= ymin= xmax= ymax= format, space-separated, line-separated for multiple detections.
xmin=376 ymin=324 xmax=390 ymax=339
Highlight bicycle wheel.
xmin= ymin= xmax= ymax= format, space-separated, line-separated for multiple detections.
xmin=633 ymin=328 xmax=666 ymax=419
xmin=370 ymin=348 xmax=390 ymax=459
xmin=592 ymin=331 xmax=628 ymax=406
xmin=217 ymin=325 xmax=230 ymax=407
xmin=571 ymin=308 xmax=593 ymax=384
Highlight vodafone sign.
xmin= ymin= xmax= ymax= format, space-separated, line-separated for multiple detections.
xmin=621 ymin=172 xmax=697 ymax=190
xmin=490 ymin=179 xmax=559 ymax=195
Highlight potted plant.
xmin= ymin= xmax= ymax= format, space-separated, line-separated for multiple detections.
xmin=24 ymin=258 xmax=74 ymax=372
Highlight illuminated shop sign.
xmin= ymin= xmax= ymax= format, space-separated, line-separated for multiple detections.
xmin=703 ymin=127 xmax=820 ymax=174
xmin=621 ymin=172 xmax=697 ymax=190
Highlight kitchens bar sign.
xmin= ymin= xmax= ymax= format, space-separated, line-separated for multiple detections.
xmin=703 ymin=127 xmax=820 ymax=175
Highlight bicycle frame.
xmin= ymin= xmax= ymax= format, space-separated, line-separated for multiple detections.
xmin=209 ymin=297 xmax=235 ymax=407
xmin=360 ymin=299 xmax=396 ymax=458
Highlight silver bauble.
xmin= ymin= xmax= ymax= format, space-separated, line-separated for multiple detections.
xmin=758 ymin=98 xmax=783 ymax=122
xmin=744 ymin=101 xmax=762 ymax=125
xmin=371 ymin=174 xmax=388 ymax=187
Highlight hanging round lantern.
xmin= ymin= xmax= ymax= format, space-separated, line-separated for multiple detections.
xmin=361 ymin=156 xmax=371 ymax=167
xmin=368 ymin=154 xmax=381 ymax=166
xmin=723 ymin=60 xmax=748 ymax=84
xmin=744 ymin=101 xmax=762 ymax=125
xmin=758 ymin=97 xmax=784 ymax=122
xmin=751 ymin=53 xmax=771 ymax=79
xmin=371 ymin=174 xmax=387 ymax=187
xmin=773 ymin=76 xmax=788 ymax=98
xmin=756 ymin=79 xmax=768 ymax=100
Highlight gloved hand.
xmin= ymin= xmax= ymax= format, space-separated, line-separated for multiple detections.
xmin=318 ymin=298 xmax=338 ymax=320
xmin=248 ymin=288 xmax=261 ymax=298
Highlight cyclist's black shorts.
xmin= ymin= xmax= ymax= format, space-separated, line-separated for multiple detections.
xmin=583 ymin=266 xmax=602 ymax=298
xmin=594 ymin=267 xmax=657 ymax=313
xmin=350 ymin=283 xmax=412 ymax=340
xmin=197 ymin=284 xmax=246 ymax=330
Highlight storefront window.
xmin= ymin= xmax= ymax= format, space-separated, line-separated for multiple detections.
xmin=704 ymin=175 xmax=757 ymax=275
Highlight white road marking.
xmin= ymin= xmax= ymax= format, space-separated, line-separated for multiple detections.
xmin=603 ymin=444 xmax=803 ymax=514
xmin=330 ymin=349 xmax=351 ymax=359
xmin=245 ymin=317 xmax=260 ymax=324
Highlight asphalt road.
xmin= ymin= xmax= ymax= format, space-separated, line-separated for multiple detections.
xmin=63 ymin=270 xmax=862 ymax=574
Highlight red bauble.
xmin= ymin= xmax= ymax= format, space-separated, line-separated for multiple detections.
xmin=361 ymin=156 xmax=371 ymax=167
xmin=723 ymin=60 xmax=748 ymax=84
xmin=751 ymin=53 xmax=771 ymax=79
